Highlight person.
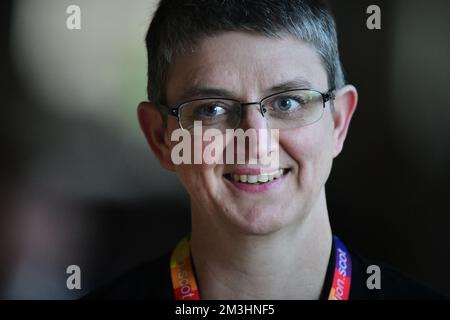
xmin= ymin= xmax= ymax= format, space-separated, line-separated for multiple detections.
xmin=86 ymin=0 xmax=444 ymax=300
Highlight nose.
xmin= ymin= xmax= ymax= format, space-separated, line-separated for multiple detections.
xmin=239 ymin=102 xmax=267 ymax=131
xmin=232 ymin=103 xmax=277 ymax=166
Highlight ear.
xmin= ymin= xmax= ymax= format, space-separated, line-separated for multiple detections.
xmin=331 ymin=85 xmax=358 ymax=158
xmin=137 ymin=102 xmax=175 ymax=171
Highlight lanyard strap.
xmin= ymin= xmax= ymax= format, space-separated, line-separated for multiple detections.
xmin=328 ymin=236 xmax=352 ymax=300
xmin=170 ymin=235 xmax=351 ymax=300
xmin=170 ymin=237 xmax=200 ymax=300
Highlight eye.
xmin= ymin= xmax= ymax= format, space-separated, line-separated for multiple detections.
xmin=196 ymin=103 xmax=228 ymax=118
xmin=273 ymin=96 xmax=305 ymax=112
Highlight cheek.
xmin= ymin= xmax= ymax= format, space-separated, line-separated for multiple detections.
xmin=281 ymin=126 xmax=334 ymax=185
xmin=174 ymin=163 xmax=219 ymax=211
xmin=168 ymin=129 xmax=224 ymax=201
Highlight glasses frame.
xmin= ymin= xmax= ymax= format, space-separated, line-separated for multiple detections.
xmin=159 ymin=88 xmax=336 ymax=130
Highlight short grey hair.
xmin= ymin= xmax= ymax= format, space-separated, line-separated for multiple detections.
xmin=145 ymin=0 xmax=345 ymax=110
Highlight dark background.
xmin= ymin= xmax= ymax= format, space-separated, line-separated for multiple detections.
xmin=1 ymin=0 xmax=449 ymax=298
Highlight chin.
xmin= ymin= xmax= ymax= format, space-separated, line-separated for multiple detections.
xmin=226 ymin=205 xmax=291 ymax=235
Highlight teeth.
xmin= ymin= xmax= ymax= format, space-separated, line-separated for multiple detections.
xmin=258 ymin=175 xmax=268 ymax=183
xmin=274 ymin=170 xmax=282 ymax=178
xmin=230 ymin=169 xmax=285 ymax=184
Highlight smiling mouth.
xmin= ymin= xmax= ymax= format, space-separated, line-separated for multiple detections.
xmin=223 ymin=169 xmax=291 ymax=185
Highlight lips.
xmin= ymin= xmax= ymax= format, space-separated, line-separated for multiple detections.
xmin=222 ymin=168 xmax=290 ymax=193
xmin=223 ymin=168 xmax=290 ymax=185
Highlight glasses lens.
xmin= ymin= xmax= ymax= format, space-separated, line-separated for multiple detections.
xmin=179 ymin=99 xmax=241 ymax=131
xmin=261 ymin=90 xmax=325 ymax=129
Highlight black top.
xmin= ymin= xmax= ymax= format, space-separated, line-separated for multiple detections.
xmin=84 ymin=239 xmax=445 ymax=300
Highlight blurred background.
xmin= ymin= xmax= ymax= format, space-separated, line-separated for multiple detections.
xmin=0 ymin=0 xmax=449 ymax=299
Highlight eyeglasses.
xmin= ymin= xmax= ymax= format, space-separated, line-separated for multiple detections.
xmin=160 ymin=88 xmax=335 ymax=132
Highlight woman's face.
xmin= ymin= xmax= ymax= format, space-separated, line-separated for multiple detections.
xmin=160 ymin=32 xmax=346 ymax=235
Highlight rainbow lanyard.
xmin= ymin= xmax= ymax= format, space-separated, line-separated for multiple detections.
xmin=170 ymin=235 xmax=351 ymax=300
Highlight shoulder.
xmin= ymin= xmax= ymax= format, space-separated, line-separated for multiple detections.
xmin=82 ymin=252 xmax=174 ymax=300
xmin=348 ymin=248 xmax=446 ymax=300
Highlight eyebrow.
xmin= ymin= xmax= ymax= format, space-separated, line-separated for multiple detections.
xmin=265 ymin=77 xmax=313 ymax=95
xmin=175 ymin=77 xmax=313 ymax=104
xmin=178 ymin=87 xmax=234 ymax=102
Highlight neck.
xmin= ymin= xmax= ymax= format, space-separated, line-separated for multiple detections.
xmin=189 ymin=191 xmax=333 ymax=300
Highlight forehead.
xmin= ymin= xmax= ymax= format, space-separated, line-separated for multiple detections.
xmin=166 ymin=32 xmax=328 ymax=103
